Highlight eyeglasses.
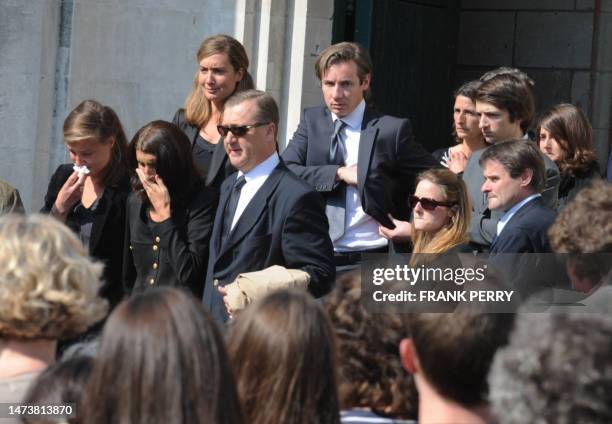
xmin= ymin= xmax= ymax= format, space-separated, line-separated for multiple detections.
xmin=217 ymin=122 xmax=270 ymax=137
xmin=410 ymin=195 xmax=456 ymax=211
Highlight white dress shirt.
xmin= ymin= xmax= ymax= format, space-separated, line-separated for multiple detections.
xmin=331 ymin=100 xmax=387 ymax=252
xmin=496 ymin=193 xmax=541 ymax=237
xmin=230 ymin=153 xmax=280 ymax=230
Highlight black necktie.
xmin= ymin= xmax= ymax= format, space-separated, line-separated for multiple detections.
xmin=221 ymin=175 xmax=246 ymax=247
xmin=326 ymin=119 xmax=347 ymax=241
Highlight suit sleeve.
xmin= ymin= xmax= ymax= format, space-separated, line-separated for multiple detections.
xmin=122 ymin=197 xmax=137 ymax=295
xmin=541 ymin=159 xmax=560 ymax=210
xmin=392 ymin=119 xmax=439 ymax=180
xmin=281 ymin=110 xmax=340 ymax=192
xmin=281 ymin=190 xmax=335 ymax=297
xmin=40 ymin=165 xmax=68 ymax=213
xmin=149 ymin=188 xmax=218 ymax=295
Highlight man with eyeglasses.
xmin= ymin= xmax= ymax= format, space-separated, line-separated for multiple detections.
xmin=202 ymin=89 xmax=334 ymax=323
xmin=282 ymin=42 xmax=437 ymax=273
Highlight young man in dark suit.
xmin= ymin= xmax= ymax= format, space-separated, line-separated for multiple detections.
xmin=202 ymin=90 xmax=334 ymax=323
xmin=282 ymin=42 xmax=437 ymax=270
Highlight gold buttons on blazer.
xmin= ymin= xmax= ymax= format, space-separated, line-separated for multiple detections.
xmin=149 ymin=278 xmax=155 ymax=285
xmin=152 ymin=245 xmax=158 ymax=251
xmin=213 ymin=279 xmax=219 ymax=287
xmin=129 ymin=245 xmax=133 ymax=250
xmin=155 ymin=236 xmax=160 ymax=243
xmin=153 ymin=262 xmax=158 ymax=270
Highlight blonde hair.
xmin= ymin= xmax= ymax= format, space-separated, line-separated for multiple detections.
xmin=184 ymin=34 xmax=250 ymax=128
xmin=411 ymin=169 xmax=471 ymax=258
xmin=0 ymin=214 xmax=108 ymax=339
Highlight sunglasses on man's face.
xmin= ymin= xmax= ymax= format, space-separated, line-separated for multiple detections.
xmin=410 ymin=195 xmax=456 ymax=211
xmin=217 ymin=122 xmax=270 ymax=137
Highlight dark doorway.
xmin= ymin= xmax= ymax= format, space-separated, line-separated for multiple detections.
xmin=333 ymin=0 xmax=460 ymax=152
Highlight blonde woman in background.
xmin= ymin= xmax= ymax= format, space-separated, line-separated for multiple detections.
xmin=0 ymin=214 xmax=107 ymax=407
xmin=173 ymin=34 xmax=254 ymax=189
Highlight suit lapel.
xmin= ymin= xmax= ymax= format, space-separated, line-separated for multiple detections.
xmin=357 ymin=110 xmax=379 ymax=197
xmin=216 ymin=164 xmax=284 ymax=260
xmin=494 ymin=198 xmax=541 ymax=249
xmin=212 ymin=177 xmax=233 ymax=256
xmin=315 ymin=108 xmax=335 ymax=162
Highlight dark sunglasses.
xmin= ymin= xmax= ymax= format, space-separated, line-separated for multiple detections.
xmin=410 ymin=195 xmax=456 ymax=211
xmin=217 ymin=122 xmax=270 ymax=137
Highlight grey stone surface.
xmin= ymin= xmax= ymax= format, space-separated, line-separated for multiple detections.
xmin=307 ymin=0 xmax=333 ymax=19
xmin=528 ymin=69 xmax=573 ymax=116
xmin=595 ymin=12 xmax=612 ymax=71
xmin=0 ymin=0 xmax=60 ymax=211
xmin=591 ymin=71 xmax=612 ymax=128
xmin=461 ymin=0 xmax=574 ymax=10
xmin=457 ymin=12 xmax=514 ymax=66
xmin=592 ymin=128 xmax=610 ymax=170
xmin=602 ymin=0 xmax=612 ymax=13
xmin=576 ymin=0 xmax=595 ymax=10
xmin=571 ymin=71 xmax=591 ymax=113
xmin=515 ymin=11 xmax=593 ymax=68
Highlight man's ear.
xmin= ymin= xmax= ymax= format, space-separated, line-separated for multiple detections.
xmin=361 ymin=73 xmax=371 ymax=91
xmin=399 ymin=338 xmax=419 ymax=374
xmin=519 ymin=168 xmax=533 ymax=188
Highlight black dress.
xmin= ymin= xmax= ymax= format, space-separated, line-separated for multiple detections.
xmin=41 ymin=164 xmax=131 ymax=309
xmin=172 ymin=108 xmax=235 ymax=190
xmin=123 ymin=180 xmax=217 ymax=298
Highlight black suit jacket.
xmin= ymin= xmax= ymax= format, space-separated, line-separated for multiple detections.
xmin=41 ymin=164 xmax=130 ymax=308
xmin=123 ymin=183 xmax=217 ymax=298
xmin=172 ymin=109 xmax=234 ymax=189
xmin=281 ymin=105 xmax=438 ymax=232
xmin=489 ymin=197 xmax=556 ymax=254
xmin=202 ymin=160 xmax=335 ymax=323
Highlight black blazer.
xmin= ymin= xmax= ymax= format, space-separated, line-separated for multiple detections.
xmin=202 ymin=160 xmax=335 ymax=323
xmin=123 ymin=183 xmax=217 ymax=298
xmin=41 ymin=164 xmax=130 ymax=308
xmin=489 ymin=197 xmax=556 ymax=254
xmin=281 ymin=105 xmax=438 ymax=231
xmin=172 ymin=109 xmax=234 ymax=189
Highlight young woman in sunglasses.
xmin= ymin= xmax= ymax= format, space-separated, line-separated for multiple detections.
xmin=123 ymin=121 xmax=217 ymax=299
xmin=173 ymin=35 xmax=254 ymax=190
xmin=379 ymin=168 xmax=471 ymax=255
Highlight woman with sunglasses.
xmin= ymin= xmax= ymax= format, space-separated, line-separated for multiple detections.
xmin=379 ymin=168 xmax=471 ymax=255
xmin=173 ymin=35 xmax=254 ymax=190
xmin=123 ymin=121 xmax=217 ymax=299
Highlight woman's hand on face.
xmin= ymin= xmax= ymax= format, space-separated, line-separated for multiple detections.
xmin=52 ymin=171 xmax=86 ymax=219
xmin=136 ymin=168 xmax=171 ymax=222
xmin=378 ymin=215 xmax=412 ymax=242
xmin=447 ymin=149 xmax=468 ymax=174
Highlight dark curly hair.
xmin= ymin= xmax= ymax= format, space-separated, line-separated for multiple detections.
xmin=325 ymin=272 xmax=418 ymax=420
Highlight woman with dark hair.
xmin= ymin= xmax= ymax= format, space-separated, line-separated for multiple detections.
xmin=433 ymin=80 xmax=488 ymax=173
xmin=22 ymin=356 xmax=93 ymax=424
xmin=82 ymin=287 xmax=243 ymax=424
xmin=41 ymin=99 xmax=131 ymax=308
xmin=123 ymin=120 xmax=217 ymax=297
xmin=537 ymin=103 xmax=600 ymax=209
xmin=227 ymin=290 xmax=340 ymax=424
xmin=173 ymin=34 xmax=254 ymax=188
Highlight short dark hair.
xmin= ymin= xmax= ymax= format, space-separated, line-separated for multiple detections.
xmin=128 ymin=120 xmax=201 ymax=203
xmin=454 ymin=80 xmax=481 ymax=102
xmin=490 ymin=312 xmax=612 ymax=423
xmin=406 ymin=312 xmax=515 ymax=407
xmin=475 ymin=73 xmax=535 ymax=133
xmin=224 ymin=89 xmax=280 ymax=126
xmin=315 ymin=42 xmax=372 ymax=87
xmin=325 ymin=273 xmax=418 ymax=419
xmin=479 ymin=140 xmax=546 ymax=193
xmin=83 ymin=288 xmax=243 ymax=424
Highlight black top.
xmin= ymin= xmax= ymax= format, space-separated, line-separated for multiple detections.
xmin=558 ymin=162 xmax=600 ymax=210
xmin=172 ymin=108 xmax=235 ymax=190
xmin=41 ymin=164 xmax=131 ymax=309
xmin=123 ymin=181 xmax=218 ymax=298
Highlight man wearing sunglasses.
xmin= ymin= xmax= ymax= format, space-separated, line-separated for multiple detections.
xmin=202 ymin=89 xmax=334 ymax=323
xmin=282 ymin=42 xmax=437 ymax=270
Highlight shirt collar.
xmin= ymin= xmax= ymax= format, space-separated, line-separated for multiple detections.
xmin=238 ymin=152 xmax=280 ymax=182
xmin=499 ymin=193 xmax=541 ymax=224
xmin=330 ymin=99 xmax=366 ymax=130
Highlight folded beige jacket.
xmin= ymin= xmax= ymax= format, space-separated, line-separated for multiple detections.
xmin=224 ymin=265 xmax=310 ymax=311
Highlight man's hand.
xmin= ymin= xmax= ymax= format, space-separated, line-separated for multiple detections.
xmin=379 ymin=214 xmax=412 ymax=242
xmin=336 ymin=165 xmax=358 ymax=186
xmin=218 ymin=285 xmax=235 ymax=320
